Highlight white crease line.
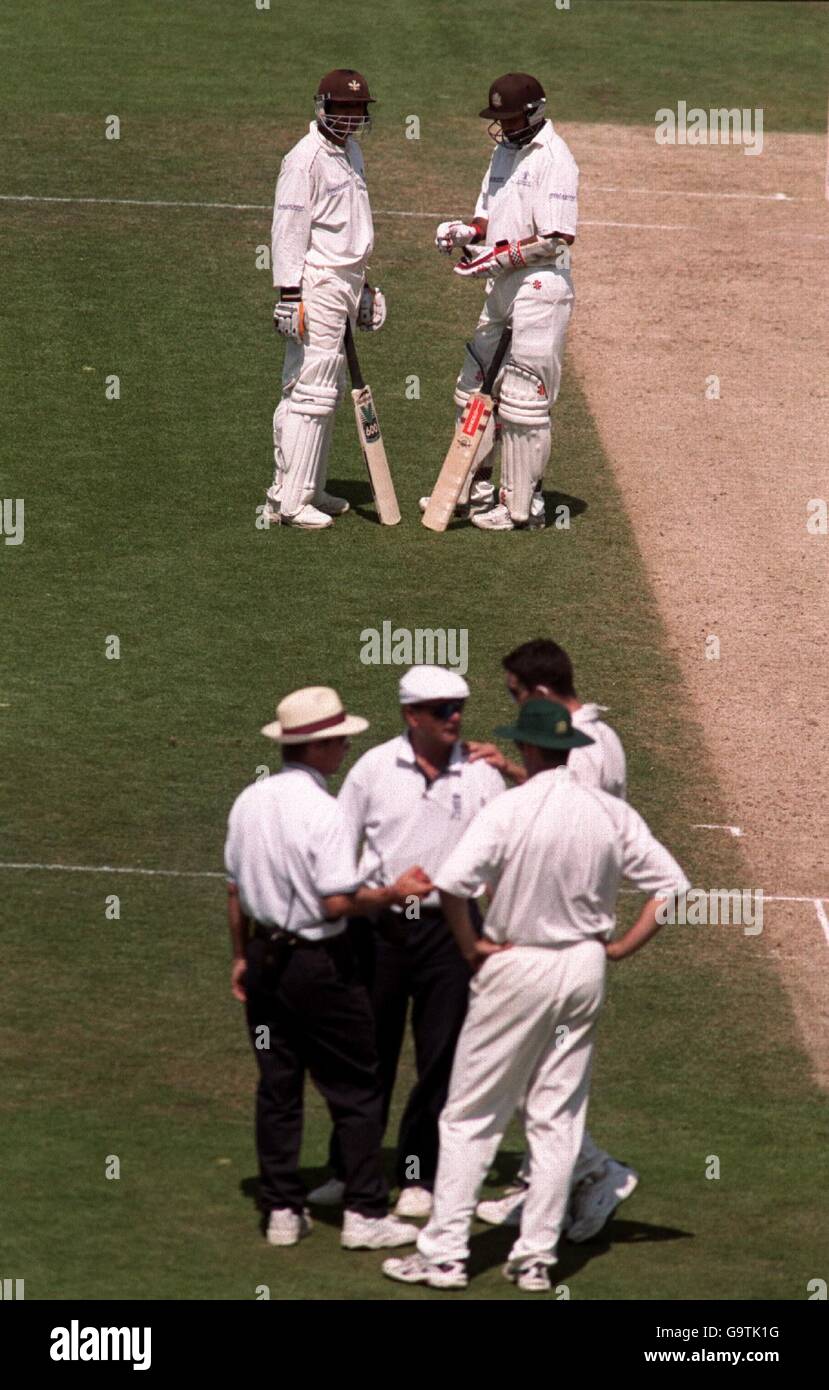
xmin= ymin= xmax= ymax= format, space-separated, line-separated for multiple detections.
xmin=0 ymin=194 xmax=684 ymax=229
xmin=586 ymin=185 xmax=799 ymax=203
xmin=814 ymin=900 xmax=829 ymax=947
xmin=618 ymin=888 xmax=829 ymax=905
xmin=1 ymin=862 xmax=827 ymax=908
xmin=692 ymin=823 xmax=744 ymax=837
xmin=0 ymin=861 xmax=224 ymax=879
xmin=4 ymin=193 xmax=824 ymax=237
xmin=0 ymin=193 xmax=269 ymax=211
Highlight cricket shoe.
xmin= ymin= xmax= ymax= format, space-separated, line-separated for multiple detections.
xmin=394 ymin=1185 xmax=433 ymax=1218
xmin=470 ymin=501 xmax=545 ymax=532
xmin=382 ymin=1252 xmax=468 ymax=1289
xmin=565 ymin=1160 xmax=639 ymax=1243
xmin=475 ymin=1183 xmax=527 ymax=1227
xmin=503 ymin=1260 xmax=552 ymax=1293
xmin=265 ymin=1207 xmax=313 ymax=1247
xmin=313 ymin=489 xmax=350 ymax=516
xmin=341 ymin=1211 xmax=419 ymax=1250
xmin=417 ymin=497 xmax=493 ymax=520
xmin=307 ymin=1177 xmax=345 ymax=1206
xmin=418 ymin=476 xmax=494 ymax=519
xmin=277 ymin=502 xmax=334 ymax=530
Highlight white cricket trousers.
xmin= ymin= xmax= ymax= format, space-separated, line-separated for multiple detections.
xmin=269 ymin=264 xmax=365 ymax=511
xmin=455 ymin=264 xmax=575 ymax=519
xmin=417 ymin=939 xmax=606 ymax=1268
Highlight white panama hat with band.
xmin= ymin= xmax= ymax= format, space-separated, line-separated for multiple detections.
xmin=261 ymin=686 xmax=369 ymax=744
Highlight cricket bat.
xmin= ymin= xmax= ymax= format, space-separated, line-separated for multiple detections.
xmin=344 ymin=321 xmax=401 ymax=526
xmin=421 ymin=326 xmax=512 ymax=532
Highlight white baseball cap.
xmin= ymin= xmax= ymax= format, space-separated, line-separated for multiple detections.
xmin=261 ymin=686 xmax=369 ymax=743
xmin=398 ymin=665 xmax=470 ymax=704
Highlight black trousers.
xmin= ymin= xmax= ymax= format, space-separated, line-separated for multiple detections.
xmin=334 ymin=908 xmax=476 ymax=1190
xmin=244 ymin=931 xmax=388 ymax=1218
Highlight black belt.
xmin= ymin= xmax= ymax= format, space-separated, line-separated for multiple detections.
xmin=253 ymin=922 xmax=344 ymax=949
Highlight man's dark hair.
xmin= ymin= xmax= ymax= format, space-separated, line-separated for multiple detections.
xmin=502 ymin=639 xmax=576 ymax=698
xmin=516 ymin=743 xmax=569 ymax=768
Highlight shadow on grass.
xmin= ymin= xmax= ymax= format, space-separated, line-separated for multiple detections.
xmin=326 ymin=477 xmax=383 ymax=524
xmin=241 ymin=1150 xmax=692 ymax=1272
xmin=442 ymin=488 xmax=588 ymax=531
xmin=325 ymin=480 xmax=589 ymax=530
xmin=466 ymin=1216 xmax=692 ymax=1281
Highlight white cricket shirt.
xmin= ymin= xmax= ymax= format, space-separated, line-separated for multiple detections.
xmin=338 ymin=733 xmax=505 ymax=911
xmin=474 ymin=119 xmax=579 ymax=245
xmin=224 ymin=763 xmax=361 ymax=940
xmin=434 ymin=767 xmax=689 ymax=946
xmin=570 ymin=703 xmax=627 ymax=800
xmin=271 ymin=122 xmax=374 ymax=287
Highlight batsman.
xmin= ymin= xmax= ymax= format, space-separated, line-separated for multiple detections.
xmin=264 ymin=69 xmax=386 ymax=530
xmin=424 ymin=74 xmax=578 ymax=532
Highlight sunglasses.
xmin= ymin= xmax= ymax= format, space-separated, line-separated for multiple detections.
xmin=414 ymin=700 xmax=465 ymax=719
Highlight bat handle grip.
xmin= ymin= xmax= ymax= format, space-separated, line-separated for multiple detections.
xmin=343 ymin=319 xmax=364 ymax=390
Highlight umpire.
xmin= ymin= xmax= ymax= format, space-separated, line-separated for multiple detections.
xmin=225 ymin=686 xmax=429 ymax=1251
xmin=309 ymin=666 xmax=505 ymax=1219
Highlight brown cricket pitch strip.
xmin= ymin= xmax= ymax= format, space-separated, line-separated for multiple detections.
xmin=562 ymin=122 xmax=829 ymax=1084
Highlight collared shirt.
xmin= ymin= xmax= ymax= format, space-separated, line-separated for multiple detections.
xmin=474 ymin=119 xmax=579 ymax=245
xmin=224 ymin=763 xmax=360 ymax=941
xmin=434 ymin=767 xmax=689 ymax=946
xmin=337 ymin=733 xmax=506 ymax=911
xmin=570 ymin=703 xmax=627 ymax=800
xmin=271 ymin=122 xmax=374 ymax=287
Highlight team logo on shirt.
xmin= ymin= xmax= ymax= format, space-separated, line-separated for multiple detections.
xmin=532 ymin=280 xmax=542 ymax=290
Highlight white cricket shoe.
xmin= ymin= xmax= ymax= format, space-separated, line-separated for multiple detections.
xmin=394 ymin=1185 xmax=433 ymax=1218
xmin=341 ymin=1211 xmax=419 ymax=1250
xmin=475 ymin=1184 xmax=526 ymax=1227
xmin=470 ymin=501 xmax=545 ymax=532
xmin=313 ymin=489 xmax=350 ymax=516
xmin=382 ymin=1252 xmax=468 ymax=1289
xmin=277 ymin=502 xmax=334 ymax=530
xmin=307 ymin=1177 xmax=346 ymax=1206
xmin=417 ymin=487 xmax=493 ymax=520
xmin=566 ymin=1160 xmax=639 ymax=1243
xmin=265 ymin=1207 xmax=313 ymax=1247
xmin=503 ymin=1259 xmax=552 ymax=1293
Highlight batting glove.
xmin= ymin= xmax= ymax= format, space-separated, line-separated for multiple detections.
xmin=273 ymin=293 xmax=305 ymax=340
xmin=357 ymin=284 xmax=387 ymax=331
xmin=453 ymin=240 xmax=520 ymax=279
xmin=435 ymin=219 xmax=479 ymax=254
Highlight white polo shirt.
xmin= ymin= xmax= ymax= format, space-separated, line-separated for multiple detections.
xmin=338 ymin=734 xmax=506 ymax=911
xmin=224 ymin=764 xmax=361 ymax=941
xmin=271 ymin=122 xmax=374 ymax=287
xmin=474 ymin=119 xmax=579 ymax=245
xmin=570 ymin=704 xmax=627 ymax=800
xmin=434 ymin=767 xmax=689 ymax=946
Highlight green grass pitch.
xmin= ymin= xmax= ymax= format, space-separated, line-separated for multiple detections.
xmin=2 ymin=0 xmax=827 ymax=1299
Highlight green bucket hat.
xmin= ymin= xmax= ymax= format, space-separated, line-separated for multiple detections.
xmin=495 ymin=698 xmax=595 ymax=750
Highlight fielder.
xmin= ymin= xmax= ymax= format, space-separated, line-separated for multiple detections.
xmin=264 ymin=70 xmax=386 ymax=530
xmin=422 ymin=73 xmax=578 ymax=531
xmin=467 ymin=639 xmax=635 ymax=1238
xmin=383 ymin=700 xmax=690 ymax=1292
